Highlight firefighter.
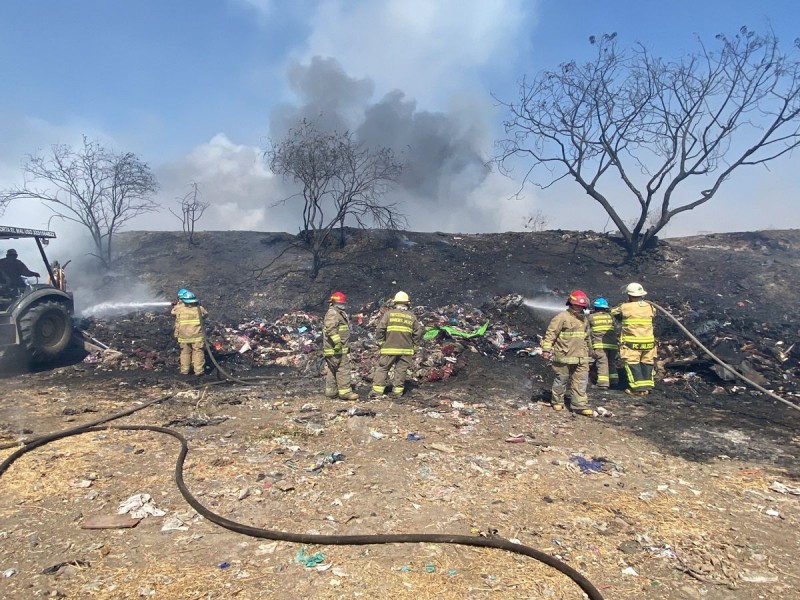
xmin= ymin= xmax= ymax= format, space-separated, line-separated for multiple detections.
xmin=588 ymin=297 xmax=619 ymax=389
xmin=611 ymin=282 xmax=657 ymax=396
xmin=171 ymin=288 xmax=208 ymax=376
xmin=370 ymin=291 xmax=425 ymax=398
xmin=323 ymin=291 xmax=358 ymax=401
xmin=541 ymin=290 xmax=593 ymax=416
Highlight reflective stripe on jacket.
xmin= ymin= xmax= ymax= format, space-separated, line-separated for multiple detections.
xmin=588 ymin=311 xmax=618 ymax=350
xmin=323 ymin=305 xmax=350 ymax=356
xmin=611 ymin=300 xmax=656 ymax=348
xmin=376 ymin=307 xmax=424 ymax=356
xmin=542 ymin=309 xmax=591 ymax=364
xmin=171 ymin=303 xmax=208 ymax=344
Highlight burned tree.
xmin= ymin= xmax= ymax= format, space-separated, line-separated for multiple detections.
xmin=268 ymin=119 xmax=406 ymax=279
xmin=169 ymin=183 xmax=209 ymax=245
xmin=0 ymin=136 xmax=159 ymax=268
xmin=496 ymin=28 xmax=800 ymax=257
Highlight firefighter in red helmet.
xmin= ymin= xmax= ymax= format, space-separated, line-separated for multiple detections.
xmin=540 ymin=290 xmax=593 ymax=416
xmin=323 ymin=291 xmax=358 ymax=400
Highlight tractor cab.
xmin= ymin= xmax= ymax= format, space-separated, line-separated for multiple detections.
xmin=0 ymin=226 xmax=75 ymax=362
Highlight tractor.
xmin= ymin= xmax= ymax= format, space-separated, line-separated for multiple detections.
xmin=0 ymin=226 xmax=74 ymax=363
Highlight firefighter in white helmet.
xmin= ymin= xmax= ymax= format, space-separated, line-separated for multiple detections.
xmin=611 ymin=282 xmax=657 ymax=395
xmin=541 ymin=290 xmax=593 ymax=416
xmin=370 ymin=291 xmax=425 ymax=398
xmin=323 ymin=291 xmax=358 ymax=401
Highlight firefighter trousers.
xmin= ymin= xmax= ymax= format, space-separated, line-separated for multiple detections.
xmin=180 ymin=342 xmax=205 ymax=375
xmin=619 ymin=345 xmax=656 ymax=391
xmin=372 ymin=354 xmax=413 ymax=394
xmin=593 ymin=348 xmax=619 ymax=388
xmin=324 ymin=354 xmax=353 ymax=397
xmin=551 ymin=362 xmax=590 ymax=409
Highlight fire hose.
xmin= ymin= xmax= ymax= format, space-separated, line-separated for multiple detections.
xmin=0 ymin=350 xmax=606 ymax=599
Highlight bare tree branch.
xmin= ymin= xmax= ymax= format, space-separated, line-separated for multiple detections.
xmin=266 ymin=119 xmax=407 ymax=278
xmin=0 ymin=136 xmax=159 ymax=267
xmin=495 ymin=28 xmax=800 ymax=257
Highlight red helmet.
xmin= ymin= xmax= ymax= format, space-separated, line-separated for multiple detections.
xmin=567 ymin=290 xmax=589 ymax=307
xmin=330 ymin=291 xmax=346 ymax=304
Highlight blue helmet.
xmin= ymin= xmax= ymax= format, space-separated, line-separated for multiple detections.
xmin=592 ymin=297 xmax=609 ymax=309
xmin=178 ymin=289 xmax=198 ymax=303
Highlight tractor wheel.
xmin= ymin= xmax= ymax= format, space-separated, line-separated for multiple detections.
xmin=19 ymin=301 xmax=73 ymax=362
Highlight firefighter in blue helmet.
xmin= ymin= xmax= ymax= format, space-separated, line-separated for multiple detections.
xmin=588 ymin=297 xmax=619 ymax=389
xmin=171 ymin=289 xmax=208 ymax=376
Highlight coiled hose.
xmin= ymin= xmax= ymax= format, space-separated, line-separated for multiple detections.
xmin=0 ymin=358 xmax=605 ymax=599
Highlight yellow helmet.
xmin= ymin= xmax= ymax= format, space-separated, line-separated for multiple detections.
xmin=626 ymin=282 xmax=647 ymax=297
xmin=393 ymin=291 xmax=410 ymax=304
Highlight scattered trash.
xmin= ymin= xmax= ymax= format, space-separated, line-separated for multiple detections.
xmin=406 ymin=433 xmax=424 ymax=441
xmin=621 ymin=566 xmax=639 ymax=577
xmin=764 ymin=509 xmax=781 ymax=518
xmin=310 ymin=452 xmax=345 ymax=473
xmin=595 ymin=406 xmax=614 ymax=417
xmin=117 ymin=494 xmax=166 ymax=518
xmin=569 ymin=456 xmax=603 ymax=474
xmin=3 ymin=568 xmax=17 ymax=578
xmin=42 ymin=560 xmax=90 ymax=575
xmin=218 ymin=562 xmax=230 ymax=569
xmin=346 ymin=407 xmax=376 ymax=417
xmin=505 ymin=435 xmax=527 ymax=443
xmin=369 ymin=431 xmax=385 ymax=440
xmin=295 ymin=547 xmax=326 ymax=568
xmin=425 ymin=563 xmax=436 ymax=573
xmin=769 ymin=481 xmax=800 ymax=495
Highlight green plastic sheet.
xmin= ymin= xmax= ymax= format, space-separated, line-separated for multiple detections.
xmin=423 ymin=320 xmax=490 ymax=340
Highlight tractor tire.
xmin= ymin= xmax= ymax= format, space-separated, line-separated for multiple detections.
xmin=19 ymin=300 xmax=73 ymax=362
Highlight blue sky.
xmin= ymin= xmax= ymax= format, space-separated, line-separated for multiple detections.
xmin=1 ymin=0 xmax=798 ymax=239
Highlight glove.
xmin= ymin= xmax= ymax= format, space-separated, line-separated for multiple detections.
xmin=541 ymin=351 xmax=552 ymax=361
xmin=333 ymin=343 xmax=342 ymax=353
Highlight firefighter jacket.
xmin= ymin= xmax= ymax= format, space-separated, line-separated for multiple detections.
xmin=171 ymin=303 xmax=208 ymax=344
xmin=375 ymin=307 xmax=424 ymax=356
xmin=587 ymin=311 xmax=618 ymax=350
xmin=611 ymin=300 xmax=656 ymax=350
xmin=323 ymin=304 xmax=351 ymax=356
xmin=541 ymin=309 xmax=591 ymax=364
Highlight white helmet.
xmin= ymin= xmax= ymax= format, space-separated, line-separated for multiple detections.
xmin=626 ymin=282 xmax=647 ymax=297
xmin=393 ymin=291 xmax=410 ymax=304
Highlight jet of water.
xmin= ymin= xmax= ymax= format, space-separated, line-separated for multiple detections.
xmin=522 ymin=297 xmax=565 ymax=313
xmin=81 ymin=301 xmax=173 ymax=319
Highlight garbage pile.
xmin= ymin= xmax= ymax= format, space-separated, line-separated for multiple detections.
xmin=654 ymin=302 xmax=800 ymax=399
xmin=209 ymin=295 xmax=539 ymax=385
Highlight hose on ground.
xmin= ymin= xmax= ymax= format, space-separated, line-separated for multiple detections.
xmin=0 ymin=421 xmax=605 ymax=599
xmin=650 ymin=301 xmax=799 ymax=412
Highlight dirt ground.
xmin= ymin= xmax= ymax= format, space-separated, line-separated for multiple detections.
xmin=1 ymin=228 xmax=799 ymax=599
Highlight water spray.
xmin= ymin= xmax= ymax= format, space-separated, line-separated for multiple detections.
xmin=522 ymin=297 xmax=564 ymax=313
xmin=81 ymin=301 xmax=172 ymax=319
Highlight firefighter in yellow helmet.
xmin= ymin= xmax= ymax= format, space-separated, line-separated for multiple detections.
xmin=323 ymin=291 xmax=358 ymax=401
xmin=588 ymin=297 xmax=619 ymax=389
xmin=370 ymin=291 xmax=425 ymax=398
xmin=171 ymin=289 xmax=208 ymax=376
xmin=611 ymin=282 xmax=657 ymax=395
xmin=541 ymin=290 xmax=593 ymax=415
